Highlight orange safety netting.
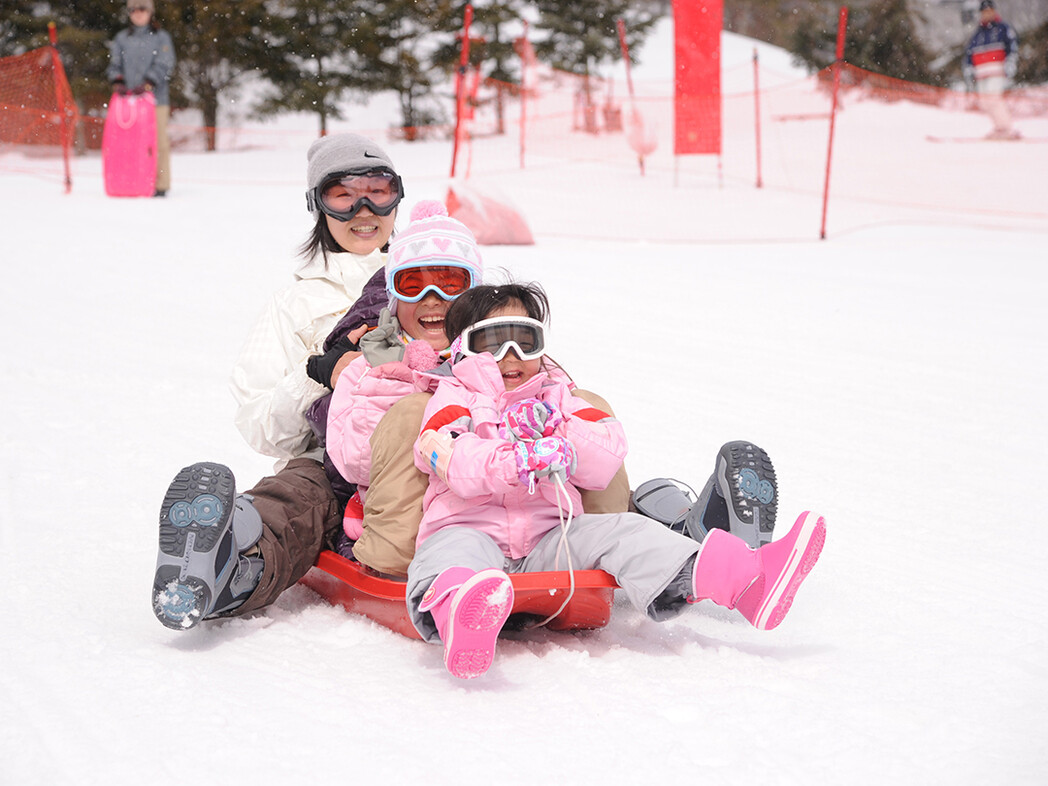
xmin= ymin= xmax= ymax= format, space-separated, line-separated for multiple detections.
xmin=0 ymin=40 xmax=79 ymax=191
xmin=3 ymin=43 xmax=1045 ymax=234
xmin=447 ymin=56 xmax=1048 ymax=237
xmin=461 ymin=58 xmax=1048 ymax=170
xmin=0 ymin=45 xmax=79 ymax=147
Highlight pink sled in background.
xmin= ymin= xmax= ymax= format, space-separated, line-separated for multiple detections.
xmin=102 ymin=92 xmax=157 ymax=197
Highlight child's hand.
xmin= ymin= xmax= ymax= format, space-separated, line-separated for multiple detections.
xmin=513 ymin=436 xmax=577 ymax=486
xmin=360 ymin=308 xmax=404 ymax=367
xmin=347 ymin=324 xmax=370 ymax=344
xmin=499 ymin=399 xmax=563 ymax=442
xmin=419 ymin=429 xmax=456 ymax=482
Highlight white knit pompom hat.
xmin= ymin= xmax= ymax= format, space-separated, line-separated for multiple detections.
xmin=385 ymin=200 xmax=483 ymax=314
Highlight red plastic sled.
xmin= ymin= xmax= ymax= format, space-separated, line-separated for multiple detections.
xmin=300 ymin=550 xmax=619 ymax=639
xmin=102 ymin=92 xmax=157 ymax=197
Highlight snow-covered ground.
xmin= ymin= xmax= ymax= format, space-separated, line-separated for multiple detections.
xmin=2 ymin=22 xmax=1046 ymax=785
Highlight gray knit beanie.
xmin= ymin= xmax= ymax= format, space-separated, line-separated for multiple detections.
xmin=306 ymin=133 xmax=397 ymax=216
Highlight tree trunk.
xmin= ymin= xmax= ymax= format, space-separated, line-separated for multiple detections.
xmin=494 ymin=82 xmax=505 ymax=135
xmin=202 ymin=89 xmax=218 ymax=151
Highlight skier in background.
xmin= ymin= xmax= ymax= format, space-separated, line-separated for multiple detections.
xmin=106 ymin=0 xmax=176 ymax=195
xmin=963 ymin=0 xmax=1020 ymax=140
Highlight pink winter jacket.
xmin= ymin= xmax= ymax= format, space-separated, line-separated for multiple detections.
xmin=414 ymin=354 xmax=628 ymax=560
xmin=326 ymin=354 xmax=435 ymax=487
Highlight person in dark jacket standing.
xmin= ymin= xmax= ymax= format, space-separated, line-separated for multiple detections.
xmin=106 ymin=0 xmax=176 ymax=194
xmin=963 ymin=0 xmax=1019 ymax=139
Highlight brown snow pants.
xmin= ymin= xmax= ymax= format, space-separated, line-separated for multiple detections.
xmin=232 ymin=457 xmax=342 ymax=615
xmin=352 ymin=389 xmax=632 ymax=578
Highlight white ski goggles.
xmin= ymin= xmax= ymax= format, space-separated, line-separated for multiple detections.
xmin=459 ymin=316 xmax=546 ymax=362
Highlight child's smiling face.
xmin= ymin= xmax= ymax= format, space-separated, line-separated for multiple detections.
xmin=488 ymin=301 xmax=542 ymax=390
xmin=398 ymin=292 xmax=453 ymax=351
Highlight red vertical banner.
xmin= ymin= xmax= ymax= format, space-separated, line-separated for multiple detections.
xmin=673 ymin=0 xmax=722 ymax=155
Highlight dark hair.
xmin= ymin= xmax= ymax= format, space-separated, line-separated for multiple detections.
xmin=444 ymin=282 xmax=550 ymax=344
xmin=446 ymin=282 xmax=571 ymax=379
xmin=446 ymin=282 xmax=575 ymax=382
xmin=298 ymin=213 xmax=393 ymax=263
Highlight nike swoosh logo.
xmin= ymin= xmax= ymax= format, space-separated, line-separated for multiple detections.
xmin=363 ymin=151 xmax=382 ymax=158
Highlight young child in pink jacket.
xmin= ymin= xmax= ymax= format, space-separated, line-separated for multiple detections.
xmin=407 ymin=283 xmax=827 ymax=680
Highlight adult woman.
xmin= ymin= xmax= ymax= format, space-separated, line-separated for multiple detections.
xmin=151 ymin=133 xmax=401 ymax=630
xmin=106 ymin=0 xmax=176 ymax=196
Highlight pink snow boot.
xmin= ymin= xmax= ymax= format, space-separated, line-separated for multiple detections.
xmin=689 ymin=510 xmax=826 ymax=630
xmin=419 ymin=567 xmax=515 ymax=679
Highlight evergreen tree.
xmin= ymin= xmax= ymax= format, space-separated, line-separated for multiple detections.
xmin=1016 ymin=18 xmax=1048 ymax=85
xmin=530 ymin=0 xmax=660 ymax=132
xmin=1 ymin=1 xmax=120 ymax=120
xmin=162 ymin=0 xmax=272 ymax=150
xmin=531 ymin=0 xmax=660 ymax=78
xmin=724 ymin=0 xmax=810 ymax=52
xmin=791 ymin=0 xmax=938 ymax=86
xmin=251 ymin=0 xmax=391 ymax=135
xmin=429 ymin=1 xmax=530 ymax=135
xmin=0 ymin=0 xmax=47 ymax=55
xmin=850 ymin=0 xmax=935 ymax=84
xmin=377 ymin=0 xmax=458 ymax=137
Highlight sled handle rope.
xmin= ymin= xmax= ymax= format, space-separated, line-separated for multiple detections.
xmin=528 ymin=471 xmax=577 ymax=628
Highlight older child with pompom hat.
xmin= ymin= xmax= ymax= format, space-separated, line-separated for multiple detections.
xmin=324 ymin=200 xmax=484 ymax=550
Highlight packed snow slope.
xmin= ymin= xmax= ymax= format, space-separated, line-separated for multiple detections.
xmin=1 ymin=24 xmax=1046 ymax=786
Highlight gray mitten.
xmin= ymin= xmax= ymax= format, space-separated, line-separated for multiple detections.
xmin=359 ymin=308 xmax=405 ymax=366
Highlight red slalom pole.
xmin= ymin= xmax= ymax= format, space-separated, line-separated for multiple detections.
xmin=48 ymin=22 xmax=73 ymax=194
xmin=820 ymin=7 xmax=848 ymax=240
xmin=616 ymin=19 xmax=636 ymax=100
xmin=617 ymin=18 xmax=646 ymax=175
xmin=519 ymin=21 xmax=529 ymax=169
xmin=450 ymin=4 xmax=474 ymax=179
xmin=753 ymin=47 xmax=762 ymax=189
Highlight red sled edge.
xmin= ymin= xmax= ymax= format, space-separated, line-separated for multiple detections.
xmin=300 ymin=550 xmax=620 ymax=640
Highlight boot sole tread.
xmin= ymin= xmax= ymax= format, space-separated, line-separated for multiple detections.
xmin=152 ymin=463 xmax=237 ymax=630
xmin=720 ymin=441 xmax=778 ymax=545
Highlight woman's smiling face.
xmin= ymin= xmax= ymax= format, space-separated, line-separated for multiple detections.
xmin=325 ymin=205 xmax=395 ymax=256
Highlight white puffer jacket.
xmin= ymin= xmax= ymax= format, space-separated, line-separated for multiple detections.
xmin=229 ymin=249 xmax=385 ymax=467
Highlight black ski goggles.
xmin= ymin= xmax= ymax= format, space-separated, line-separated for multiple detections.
xmin=459 ymin=316 xmax=546 ymax=361
xmin=306 ymin=167 xmax=404 ymax=221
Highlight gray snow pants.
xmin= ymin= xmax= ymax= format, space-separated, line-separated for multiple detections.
xmin=406 ymin=512 xmax=701 ymax=642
